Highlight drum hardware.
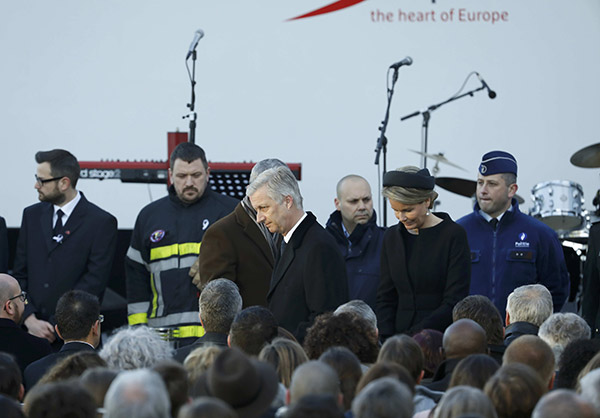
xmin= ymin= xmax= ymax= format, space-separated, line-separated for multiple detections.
xmin=571 ymin=143 xmax=600 ymax=168
xmin=409 ymin=150 xmax=467 ymax=175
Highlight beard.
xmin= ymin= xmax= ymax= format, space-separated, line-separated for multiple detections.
xmin=38 ymin=188 xmax=66 ymax=205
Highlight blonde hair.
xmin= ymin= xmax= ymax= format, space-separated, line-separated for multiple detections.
xmin=382 ymin=166 xmax=438 ymax=208
xmin=258 ymin=337 xmax=308 ymax=388
xmin=183 ymin=345 xmax=223 ymax=383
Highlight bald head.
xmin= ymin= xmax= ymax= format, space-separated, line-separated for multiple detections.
xmin=443 ymin=318 xmax=488 ymax=359
xmin=503 ymin=335 xmax=555 ymax=387
xmin=0 ymin=274 xmax=24 ymax=324
xmin=334 ymin=175 xmax=374 ymax=234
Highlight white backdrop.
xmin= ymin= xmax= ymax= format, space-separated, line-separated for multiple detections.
xmin=1 ymin=0 xmax=599 ymax=230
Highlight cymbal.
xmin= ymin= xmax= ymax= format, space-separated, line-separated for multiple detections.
xmin=571 ymin=143 xmax=600 ymax=168
xmin=408 ymin=150 xmax=467 ymax=172
xmin=435 ymin=176 xmax=525 ymax=204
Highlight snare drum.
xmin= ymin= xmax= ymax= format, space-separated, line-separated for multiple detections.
xmin=530 ymin=180 xmax=584 ymax=231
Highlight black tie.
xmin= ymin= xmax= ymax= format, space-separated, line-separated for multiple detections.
xmin=54 ymin=209 xmax=64 ymax=236
xmin=280 ymin=240 xmax=287 ymax=257
xmin=489 ymin=218 xmax=499 ymax=230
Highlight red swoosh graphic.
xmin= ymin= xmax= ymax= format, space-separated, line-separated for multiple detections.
xmin=287 ymin=0 xmax=367 ymax=21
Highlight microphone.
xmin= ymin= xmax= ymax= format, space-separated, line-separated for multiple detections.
xmin=390 ymin=57 xmax=413 ymax=70
xmin=186 ymin=29 xmax=205 ymax=60
xmin=477 ymin=72 xmax=497 ymax=99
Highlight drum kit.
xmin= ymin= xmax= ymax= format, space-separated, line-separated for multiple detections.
xmin=416 ymin=145 xmax=600 ymax=246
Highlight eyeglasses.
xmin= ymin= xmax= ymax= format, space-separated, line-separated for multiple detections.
xmin=35 ymin=174 xmax=63 ymax=187
xmin=7 ymin=291 xmax=27 ymax=303
xmin=98 ymin=314 xmax=104 ymax=323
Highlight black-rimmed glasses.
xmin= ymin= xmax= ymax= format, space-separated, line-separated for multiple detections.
xmin=7 ymin=291 xmax=27 ymax=303
xmin=35 ymin=174 xmax=63 ymax=186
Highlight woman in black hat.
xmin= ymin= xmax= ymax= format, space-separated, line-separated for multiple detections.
xmin=377 ymin=166 xmax=471 ymax=340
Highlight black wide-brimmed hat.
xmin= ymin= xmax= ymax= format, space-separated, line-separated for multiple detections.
xmin=199 ymin=347 xmax=278 ymax=418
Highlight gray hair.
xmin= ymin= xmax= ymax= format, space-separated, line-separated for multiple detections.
xmin=104 ymin=369 xmax=170 ymax=418
xmin=382 ymin=166 xmax=438 ymax=208
xmin=334 ymin=300 xmax=377 ymax=331
xmin=289 ymin=361 xmax=339 ymax=404
xmin=352 ymin=377 xmax=414 ymax=418
xmin=246 ymin=166 xmax=303 ymax=209
xmin=579 ymin=369 xmax=600 ymax=415
xmin=100 ymin=326 xmax=173 ymax=370
xmin=199 ymin=279 xmax=242 ymax=334
xmin=434 ymin=386 xmax=498 ymax=418
xmin=506 ymin=284 xmax=553 ymax=326
xmin=249 ymin=158 xmax=287 ymax=184
xmin=533 ymin=389 xmax=596 ymax=418
xmin=539 ymin=313 xmax=591 ymax=364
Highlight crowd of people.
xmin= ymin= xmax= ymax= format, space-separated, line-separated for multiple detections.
xmin=1 ymin=144 xmax=600 ymax=417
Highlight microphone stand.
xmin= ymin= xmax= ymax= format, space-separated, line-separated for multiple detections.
xmin=374 ymin=68 xmax=400 ymax=227
xmin=400 ymin=84 xmax=487 ymax=169
xmin=184 ymin=50 xmax=198 ymax=144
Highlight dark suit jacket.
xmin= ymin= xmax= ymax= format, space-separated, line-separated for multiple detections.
xmin=0 ymin=216 xmax=8 ymax=273
xmin=583 ymin=223 xmax=600 ymax=336
xmin=199 ymin=203 xmax=274 ymax=307
xmin=268 ymin=212 xmax=348 ymax=342
xmin=13 ymin=193 xmax=117 ymax=322
xmin=23 ymin=341 xmax=95 ymax=390
xmin=0 ymin=318 xmax=52 ymax=374
xmin=173 ymin=331 xmax=229 ymax=363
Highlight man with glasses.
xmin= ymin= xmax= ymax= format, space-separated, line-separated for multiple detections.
xmin=0 ymin=273 xmax=52 ymax=372
xmin=24 ymin=290 xmax=102 ymax=390
xmin=13 ymin=149 xmax=117 ymax=345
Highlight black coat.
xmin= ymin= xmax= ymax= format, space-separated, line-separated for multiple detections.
xmin=583 ymin=222 xmax=600 ymax=337
xmin=377 ymin=213 xmax=471 ymax=338
xmin=24 ymin=341 xmax=95 ymax=390
xmin=268 ymin=212 xmax=348 ymax=342
xmin=0 ymin=216 xmax=8 ymax=273
xmin=13 ymin=193 xmax=117 ymax=322
xmin=173 ymin=332 xmax=229 ymax=363
xmin=0 ymin=318 xmax=52 ymax=374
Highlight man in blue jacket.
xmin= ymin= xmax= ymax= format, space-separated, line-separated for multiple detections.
xmin=326 ymin=175 xmax=385 ymax=311
xmin=457 ymin=151 xmax=569 ymax=318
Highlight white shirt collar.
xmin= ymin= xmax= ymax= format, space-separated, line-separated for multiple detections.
xmin=54 ymin=191 xmax=81 ymax=225
xmin=283 ymin=212 xmax=307 ymax=243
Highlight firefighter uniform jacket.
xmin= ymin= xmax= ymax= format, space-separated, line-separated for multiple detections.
xmin=126 ymin=186 xmax=237 ymax=338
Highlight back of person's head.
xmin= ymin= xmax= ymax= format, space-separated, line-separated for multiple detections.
xmin=556 ymin=339 xmax=600 ymax=389
xmin=319 ymin=346 xmax=363 ymax=412
xmin=443 ymin=319 xmax=488 ymax=359
xmin=532 ymin=389 xmax=595 ymax=418
xmin=351 ymin=377 xmax=413 ymax=418
xmin=178 ymin=396 xmax=237 ymax=418
xmin=0 ymin=394 xmax=25 ymax=418
xmin=229 ymin=306 xmax=278 ymax=356
xmin=249 ymin=158 xmax=288 ymax=184
xmin=100 ymin=325 xmax=173 ymax=370
xmin=258 ymin=337 xmax=308 ymax=388
xmin=377 ymin=334 xmax=424 ymax=382
xmin=453 ymin=295 xmax=504 ymax=346
xmin=449 ymin=354 xmax=500 ymax=390
xmin=538 ymin=313 xmax=591 ymax=364
xmin=484 ymin=363 xmax=546 ymax=418
xmin=285 ymin=394 xmax=345 ymax=418
xmin=334 ymin=300 xmax=377 ymax=333
xmin=38 ymin=351 xmax=107 ymax=385
xmin=35 ymin=149 xmax=80 ymax=188
xmin=412 ymin=329 xmax=444 ymax=379
xmin=503 ymin=335 xmax=555 ymax=386
xmin=303 ymin=312 xmax=379 ymax=364
xmin=579 ymin=368 xmax=600 ymax=416
xmin=184 ymin=345 xmax=223 ymax=385
xmin=506 ymin=284 xmax=553 ymax=326
xmin=169 ymin=142 xmax=208 ymax=169
xmin=152 ymin=360 xmax=189 ymax=418
xmin=354 ymin=361 xmax=415 ymax=396
xmin=0 ymin=352 xmax=23 ymax=401
xmin=198 ymin=278 xmax=242 ymax=334
xmin=104 ymin=369 xmax=170 ymax=418
xmin=289 ymin=361 xmax=341 ymax=405
xmin=79 ymin=367 xmax=119 ymax=410
xmin=55 ymin=290 xmax=100 ymax=341
xmin=24 ymin=380 xmax=96 ymax=418
xmin=433 ymin=386 xmax=498 ymax=418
